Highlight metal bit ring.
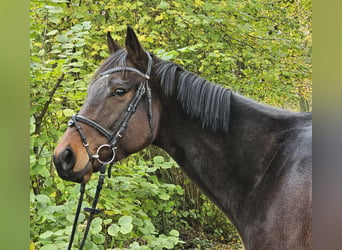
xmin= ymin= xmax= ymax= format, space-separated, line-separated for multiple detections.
xmin=95 ymin=144 xmax=116 ymax=165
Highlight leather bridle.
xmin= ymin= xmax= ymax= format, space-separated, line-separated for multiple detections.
xmin=69 ymin=51 xmax=154 ymax=168
xmin=66 ymin=51 xmax=154 ymax=249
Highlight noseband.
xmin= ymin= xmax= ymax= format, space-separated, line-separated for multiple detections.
xmin=66 ymin=51 xmax=153 ymax=249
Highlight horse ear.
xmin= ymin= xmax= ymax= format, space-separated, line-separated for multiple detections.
xmin=107 ymin=31 xmax=122 ymax=54
xmin=125 ymin=26 xmax=146 ymax=64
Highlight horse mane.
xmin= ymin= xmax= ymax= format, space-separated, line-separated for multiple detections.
xmin=94 ymin=50 xmax=232 ymax=133
xmin=155 ymin=61 xmax=231 ymax=133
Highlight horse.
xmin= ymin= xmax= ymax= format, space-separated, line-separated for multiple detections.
xmin=53 ymin=27 xmax=312 ymax=249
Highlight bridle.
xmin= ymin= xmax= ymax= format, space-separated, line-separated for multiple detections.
xmin=66 ymin=51 xmax=153 ymax=250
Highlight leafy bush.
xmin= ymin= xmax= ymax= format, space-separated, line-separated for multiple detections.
xmin=31 ymin=154 xmax=184 ymax=249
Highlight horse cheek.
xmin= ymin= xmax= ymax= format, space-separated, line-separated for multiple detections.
xmin=123 ymin=115 xmax=151 ymax=155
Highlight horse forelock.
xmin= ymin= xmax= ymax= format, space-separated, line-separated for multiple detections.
xmin=155 ymin=61 xmax=231 ymax=133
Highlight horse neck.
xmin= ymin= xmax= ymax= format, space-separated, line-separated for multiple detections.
xmin=153 ymin=91 xmax=295 ymax=235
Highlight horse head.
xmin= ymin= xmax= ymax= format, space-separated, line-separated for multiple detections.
xmin=53 ymin=27 xmax=160 ymax=183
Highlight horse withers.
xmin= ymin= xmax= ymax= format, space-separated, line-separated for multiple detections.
xmin=53 ymin=27 xmax=312 ymax=249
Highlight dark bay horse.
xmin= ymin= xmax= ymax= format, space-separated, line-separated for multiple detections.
xmin=53 ymin=27 xmax=312 ymax=249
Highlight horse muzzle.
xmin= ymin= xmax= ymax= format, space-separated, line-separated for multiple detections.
xmin=53 ymin=147 xmax=93 ymax=183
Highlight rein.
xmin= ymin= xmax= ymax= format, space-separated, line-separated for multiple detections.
xmin=66 ymin=52 xmax=153 ymax=249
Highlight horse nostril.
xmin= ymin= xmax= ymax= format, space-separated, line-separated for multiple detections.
xmin=56 ymin=147 xmax=76 ymax=171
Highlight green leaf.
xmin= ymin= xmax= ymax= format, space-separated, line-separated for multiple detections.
xmin=46 ymin=6 xmax=63 ymax=13
xmin=50 ymin=49 xmax=61 ymax=54
xmin=71 ymin=24 xmax=83 ymax=32
xmin=103 ymin=219 xmax=112 ymax=225
xmin=153 ymin=156 xmax=164 ymax=164
xmin=133 ymin=217 xmax=144 ymax=227
xmin=169 ymin=229 xmax=179 ymax=237
xmin=75 ymin=40 xmax=86 ymax=47
xmin=92 ymin=233 xmax=105 ymax=244
xmin=35 ymin=194 xmax=51 ymax=206
xmin=91 ymin=223 xmax=102 ymax=234
xmin=40 ymin=168 xmax=51 ymax=178
xmin=108 ymin=224 xmax=119 ymax=236
xmin=118 ymin=215 xmax=134 ymax=234
xmin=40 ymin=244 xmax=59 ymax=250
xmin=120 ymin=223 xmax=133 ymax=234
xmin=82 ymin=21 xmax=92 ymax=30
xmin=61 ymin=43 xmax=74 ymax=49
xmin=161 ymin=161 xmax=174 ymax=169
xmin=40 ymin=230 xmax=53 ymax=239
xmin=30 ymin=155 xmax=36 ymax=165
xmin=56 ymin=182 xmax=65 ymax=192
xmin=118 ymin=215 xmax=133 ymax=225
xmin=69 ymin=67 xmax=81 ymax=73
xmin=56 ymin=34 xmax=68 ymax=43
xmin=38 ymin=49 xmax=45 ymax=56
xmin=159 ymin=193 xmax=170 ymax=200
xmin=140 ymin=220 xmax=155 ymax=235
xmin=46 ymin=30 xmax=58 ymax=36
xmin=91 ymin=218 xmax=103 ymax=234
xmin=129 ymin=242 xmax=146 ymax=250
xmin=38 ymin=157 xmax=47 ymax=165
xmin=53 ymin=229 xmax=65 ymax=236
xmin=158 ymin=1 xmax=169 ymax=9
xmin=48 ymin=16 xmax=60 ymax=24
xmin=62 ymin=109 xmax=74 ymax=117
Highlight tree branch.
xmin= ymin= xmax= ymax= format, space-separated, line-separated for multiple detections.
xmin=34 ymin=73 xmax=65 ymax=154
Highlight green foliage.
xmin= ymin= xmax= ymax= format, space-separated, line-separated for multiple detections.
xmin=30 ymin=0 xmax=311 ymax=249
xmin=31 ymin=155 xmax=184 ymax=249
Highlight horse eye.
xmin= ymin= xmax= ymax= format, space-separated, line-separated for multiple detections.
xmin=112 ymin=88 xmax=126 ymax=97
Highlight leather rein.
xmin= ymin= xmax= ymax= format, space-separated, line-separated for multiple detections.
xmin=66 ymin=52 xmax=153 ymax=249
